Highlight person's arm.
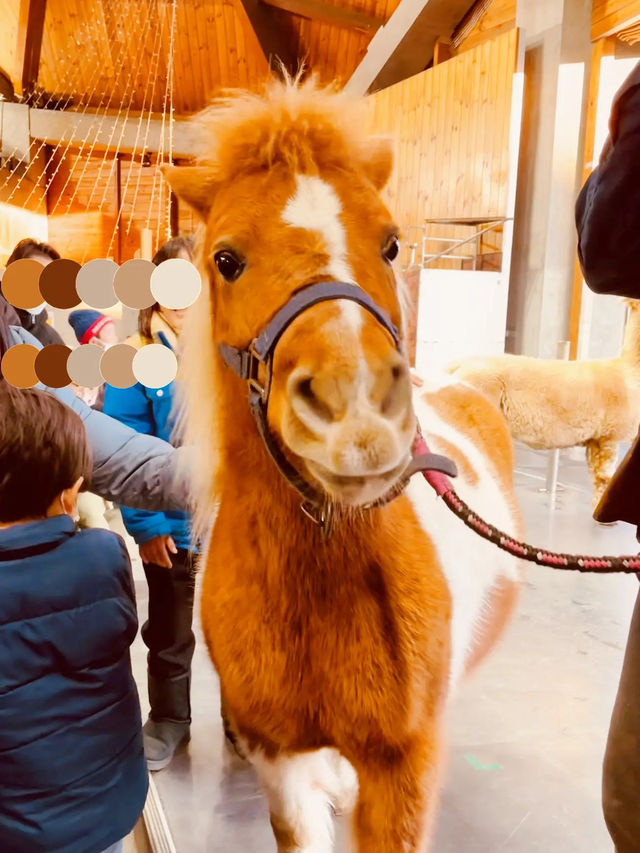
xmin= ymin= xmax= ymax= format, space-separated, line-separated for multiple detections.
xmin=102 ymin=382 xmax=174 ymax=545
xmin=9 ymin=326 xmax=190 ymax=511
xmin=576 ymin=62 xmax=640 ymax=296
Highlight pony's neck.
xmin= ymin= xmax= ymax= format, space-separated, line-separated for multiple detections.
xmin=621 ymin=307 xmax=640 ymax=365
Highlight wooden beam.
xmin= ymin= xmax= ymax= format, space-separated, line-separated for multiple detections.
xmin=260 ymin=0 xmax=383 ymax=31
xmin=28 ymin=109 xmax=198 ymax=159
xmin=237 ymin=0 xmax=300 ymax=75
xmin=568 ymin=37 xmax=616 ymax=360
xmin=16 ymin=0 xmax=47 ymax=98
xmin=450 ymin=0 xmax=492 ymax=49
xmin=345 ymin=0 xmax=471 ymax=94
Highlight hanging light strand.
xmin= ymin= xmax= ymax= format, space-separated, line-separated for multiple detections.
xmin=125 ymin=1 xmax=167 ymax=237
xmin=166 ymin=0 xmax=177 ymax=240
xmin=106 ymin=0 xmax=165 ymax=258
xmin=12 ymin=2 xmax=108 ymax=208
xmin=148 ymin=0 xmax=176 ymax=239
xmin=51 ymin=0 xmax=139 ymax=216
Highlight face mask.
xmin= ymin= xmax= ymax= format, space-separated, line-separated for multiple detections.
xmin=30 ymin=303 xmax=46 ymax=316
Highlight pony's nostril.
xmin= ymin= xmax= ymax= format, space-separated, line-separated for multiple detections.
xmin=296 ymin=377 xmax=315 ymax=402
xmin=382 ymin=361 xmax=410 ymax=416
xmin=292 ymin=375 xmax=333 ymax=423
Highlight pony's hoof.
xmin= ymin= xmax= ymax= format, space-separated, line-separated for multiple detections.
xmin=595 ymin=520 xmax=618 ymax=527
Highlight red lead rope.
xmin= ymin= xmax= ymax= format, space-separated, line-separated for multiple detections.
xmin=414 ymin=434 xmax=640 ymax=574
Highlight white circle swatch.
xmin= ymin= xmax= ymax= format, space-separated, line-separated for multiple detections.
xmin=132 ymin=344 xmax=178 ymax=389
xmin=150 ymin=258 xmax=202 ymax=309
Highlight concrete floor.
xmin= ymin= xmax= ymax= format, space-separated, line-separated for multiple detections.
xmin=129 ymin=446 xmax=640 ymax=852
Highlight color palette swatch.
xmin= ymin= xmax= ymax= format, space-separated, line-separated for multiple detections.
xmin=1 ymin=255 xmax=202 ymax=390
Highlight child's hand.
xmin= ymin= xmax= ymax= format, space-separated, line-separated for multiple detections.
xmin=410 ymin=371 xmax=423 ymax=388
xmin=139 ymin=535 xmax=178 ymax=568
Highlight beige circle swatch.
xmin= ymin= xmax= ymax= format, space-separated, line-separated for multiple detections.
xmin=1 ymin=259 xmax=44 ymax=310
xmin=100 ymin=343 xmax=137 ymax=388
xmin=150 ymin=258 xmax=202 ymax=309
xmin=1 ymin=344 xmax=39 ymax=388
xmin=133 ymin=344 xmax=178 ymax=388
xmin=114 ymin=259 xmax=156 ymax=310
xmin=76 ymin=259 xmax=119 ymax=309
xmin=67 ymin=344 xmax=104 ymax=388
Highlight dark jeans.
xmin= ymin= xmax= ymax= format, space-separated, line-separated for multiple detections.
xmin=142 ymin=549 xmax=196 ymax=682
xmin=603 ymin=583 xmax=640 ymax=852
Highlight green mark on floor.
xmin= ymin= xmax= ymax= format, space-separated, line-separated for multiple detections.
xmin=464 ymin=753 xmax=503 ymax=771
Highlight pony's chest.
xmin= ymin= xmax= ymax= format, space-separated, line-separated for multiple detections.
xmin=202 ymin=543 xmax=449 ymax=706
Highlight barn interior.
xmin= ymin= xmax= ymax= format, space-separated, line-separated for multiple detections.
xmin=2 ymin=1 xmax=640 ymax=851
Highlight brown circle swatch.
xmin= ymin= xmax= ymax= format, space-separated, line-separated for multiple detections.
xmin=113 ymin=259 xmax=156 ymax=310
xmin=100 ymin=343 xmax=136 ymax=388
xmin=1 ymin=259 xmax=44 ymax=310
xmin=1 ymin=344 xmax=39 ymax=388
xmin=39 ymin=259 xmax=82 ymax=309
xmin=34 ymin=344 xmax=72 ymax=388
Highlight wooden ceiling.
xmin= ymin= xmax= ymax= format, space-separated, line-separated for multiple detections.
xmin=0 ymin=0 xmax=419 ymax=116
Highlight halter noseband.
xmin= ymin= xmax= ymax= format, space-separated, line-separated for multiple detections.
xmin=219 ymin=281 xmax=457 ymax=534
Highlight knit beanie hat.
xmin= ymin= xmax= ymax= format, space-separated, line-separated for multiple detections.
xmin=68 ymin=310 xmax=113 ymax=344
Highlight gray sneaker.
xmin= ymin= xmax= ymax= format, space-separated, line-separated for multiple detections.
xmin=143 ymin=718 xmax=191 ymax=772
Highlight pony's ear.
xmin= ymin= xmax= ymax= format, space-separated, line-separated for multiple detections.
xmin=162 ymin=166 xmax=219 ymax=221
xmin=360 ymin=137 xmax=394 ymax=191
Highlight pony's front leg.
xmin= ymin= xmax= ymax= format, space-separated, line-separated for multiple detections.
xmin=351 ymin=738 xmax=441 ymax=853
xmin=251 ymin=749 xmax=344 ymax=853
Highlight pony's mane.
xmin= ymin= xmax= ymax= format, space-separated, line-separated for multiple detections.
xmin=191 ymin=74 xmax=371 ymax=179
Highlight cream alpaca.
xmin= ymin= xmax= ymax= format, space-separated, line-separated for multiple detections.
xmin=449 ymin=301 xmax=640 ymax=508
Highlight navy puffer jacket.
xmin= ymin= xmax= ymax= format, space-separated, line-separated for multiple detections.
xmin=0 ymin=516 xmax=148 ymax=852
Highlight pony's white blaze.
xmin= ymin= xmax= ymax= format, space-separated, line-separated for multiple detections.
xmin=283 ymin=173 xmax=362 ymax=336
xmin=251 ymin=747 xmax=358 ymax=853
xmin=407 ymin=386 xmax=520 ymax=686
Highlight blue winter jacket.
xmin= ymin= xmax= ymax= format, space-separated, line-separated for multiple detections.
xmin=103 ymin=333 xmax=193 ymax=550
xmin=0 ymin=516 xmax=148 ymax=853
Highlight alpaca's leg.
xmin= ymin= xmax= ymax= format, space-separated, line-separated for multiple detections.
xmin=252 ymin=748 xmax=356 ymax=853
xmin=350 ymin=738 xmax=440 ymax=853
xmin=586 ymin=439 xmax=619 ymax=509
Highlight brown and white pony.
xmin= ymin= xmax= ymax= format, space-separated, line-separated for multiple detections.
xmin=164 ymin=78 xmax=522 ymax=853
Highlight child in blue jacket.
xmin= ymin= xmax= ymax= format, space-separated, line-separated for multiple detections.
xmin=103 ymin=236 xmax=196 ymax=771
xmin=0 ymin=386 xmax=147 ymax=853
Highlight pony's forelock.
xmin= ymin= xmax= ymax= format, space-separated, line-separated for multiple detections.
xmin=191 ymin=74 xmax=369 ymax=180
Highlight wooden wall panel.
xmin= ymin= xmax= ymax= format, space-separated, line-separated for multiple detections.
xmin=365 ymin=29 xmax=519 ymax=245
xmin=0 ymin=0 xmax=20 ymax=82
xmin=592 ymin=0 xmax=640 ymax=39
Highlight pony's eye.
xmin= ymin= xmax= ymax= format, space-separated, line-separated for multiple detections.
xmin=213 ymin=250 xmax=245 ymax=282
xmin=382 ymin=236 xmax=400 ymax=263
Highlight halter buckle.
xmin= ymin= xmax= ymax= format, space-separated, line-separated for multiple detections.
xmin=247 ymin=341 xmax=266 ymax=401
xmin=300 ymin=500 xmax=334 ymax=539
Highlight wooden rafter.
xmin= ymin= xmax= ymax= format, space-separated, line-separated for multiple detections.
xmin=346 ymin=0 xmax=471 ymax=94
xmin=451 ymin=0 xmax=492 ymax=49
xmin=16 ymin=0 xmax=48 ymax=98
xmin=237 ymin=0 xmax=300 ymax=75
xmin=261 ymin=0 xmax=383 ymax=31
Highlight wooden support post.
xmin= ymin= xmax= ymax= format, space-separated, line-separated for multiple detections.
xmin=170 ymin=190 xmax=179 ymax=238
xmin=568 ymin=37 xmax=615 ymax=360
xmin=433 ymin=38 xmax=453 ymax=65
xmin=16 ymin=0 xmax=48 ymax=99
